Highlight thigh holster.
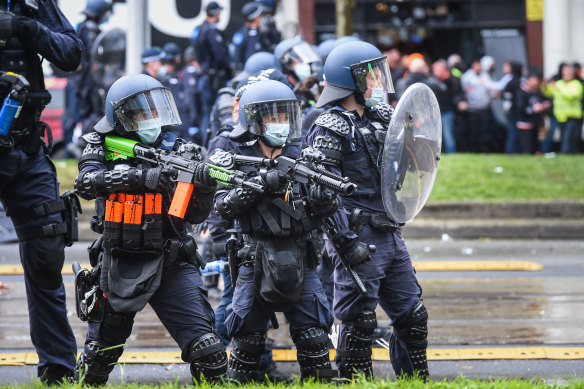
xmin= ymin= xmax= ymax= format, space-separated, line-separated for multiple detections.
xmin=336 ymin=310 xmax=377 ymax=380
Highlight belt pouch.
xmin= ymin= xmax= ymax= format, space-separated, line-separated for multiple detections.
xmin=142 ymin=193 xmax=163 ymax=251
xmin=122 ymin=195 xmax=143 ymax=250
xmin=103 ymin=194 xmax=124 ymax=249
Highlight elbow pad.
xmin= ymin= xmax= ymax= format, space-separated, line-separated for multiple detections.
xmin=74 ymin=168 xmax=144 ymax=200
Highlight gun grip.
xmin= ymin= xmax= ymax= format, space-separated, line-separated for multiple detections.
xmin=169 ymin=182 xmax=194 ymax=218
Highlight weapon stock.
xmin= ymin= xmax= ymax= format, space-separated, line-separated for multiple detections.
xmin=104 ymin=135 xmax=263 ymax=218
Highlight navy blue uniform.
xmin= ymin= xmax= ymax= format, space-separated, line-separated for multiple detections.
xmin=75 ymin=130 xmax=226 ymax=384
xmin=306 ymin=103 xmax=429 ymax=378
xmin=161 ymin=71 xmax=190 ymax=140
xmin=181 ymin=64 xmax=202 ymax=140
xmin=0 ymin=0 xmax=83 ymax=381
xmin=192 ymin=21 xmax=232 ymax=145
xmin=232 ymin=26 xmax=265 ymax=71
xmin=212 ymin=141 xmax=335 ymax=381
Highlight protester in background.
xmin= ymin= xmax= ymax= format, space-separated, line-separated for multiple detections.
xmin=432 ymin=59 xmax=468 ymax=153
xmin=461 ymin=59 xmax=492 ymax=152
xmin=395 ymin=57 xmax=445 ymax=101
xmin=543 ymin=64 xmax=584 ymax=153
xmin=501 ymin=61 xmax=524 ymax=153
xmin=515 ymin=70 xmax=551 ymax=154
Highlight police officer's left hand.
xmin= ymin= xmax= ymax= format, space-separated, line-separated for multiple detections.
xmin=193 ymin=163 xmax=217 ymax=191
xmin=308 ymin=183 xmax=338 ymax=214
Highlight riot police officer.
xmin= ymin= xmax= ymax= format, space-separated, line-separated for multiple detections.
xmin=306 ymin=41 xmax=430 ymax=380
xmin=255 ymin=0 xmax=281 ymax=51
xmin=211 ymin=80 xmax=336 ymax=382
xmin=0 ymin=0 xmax=83 ymax=384
xmin=141 ymin=46 xmax=165 ymax=80
xmin=192 ymin=1 xmax=232 ymax=145
xmin=73 ymin=74 xmax=227 ymax=385
xmin=161 ymin=42 xmax=190 ymax=140
xmin=75 ymin=0 xmax=113 ymax=130
xmin=181 ymin=45 xmax=202 ymax=142
xmin=231 ymin=2 xmax=267 ymax=71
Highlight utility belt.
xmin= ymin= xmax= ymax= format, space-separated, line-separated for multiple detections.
xmin=346 ymin=208 xmax=399 ymax=234
xmin=9 ymin=190 xmax=81 ymax=245
xmin=103 ymin=193 xmax=164 ymax=252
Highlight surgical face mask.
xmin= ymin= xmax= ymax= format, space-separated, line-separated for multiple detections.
xmin=158 ymin=66 xmax=168 ymax=78
xmin=295 ymin=63 xmax=312 ymax=81
xmin=365 ymin=87 xmax=384 ymax=107
xmin=137 ymin=118 xmax=162 ymax=144
xmin=263 ymin=123 xmax=290 ymax=146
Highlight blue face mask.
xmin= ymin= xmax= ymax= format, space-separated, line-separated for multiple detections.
xmin=137 ymin=118 xmax=162 ymax=144
xmin=365 ymin=87 xmax=384 ymax=107
xmin=263 ymin=123 xmax=290 ymax=146
xmin=295 ymin=63 xmax=312 ymax=81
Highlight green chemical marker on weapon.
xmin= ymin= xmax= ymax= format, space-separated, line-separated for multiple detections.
xmin=207 ymin=163 xmax=234 ymax=186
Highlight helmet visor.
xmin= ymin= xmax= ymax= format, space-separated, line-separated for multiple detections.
xmin=350 ymin=56 xmax=395 ymax=94
xmin=114 ymin=88 xmax=182 ymax=132
xmin=244 ymin=99 xmax=302 ymax=141
xmin=288 ymin=41 xmax=321 ymax=64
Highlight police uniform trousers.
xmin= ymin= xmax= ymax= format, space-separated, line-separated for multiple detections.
xmin=225 ymin=266 xmax=332 ymax=338
xmin=0 ymin=146 xmax=77 ymax=373
xmin=86 ymin=260 xmax=216 ymax=361
xmin=326 ymin=226 xmax=423 ymax=374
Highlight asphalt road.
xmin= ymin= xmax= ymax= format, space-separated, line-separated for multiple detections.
xmin=1 ymin=239 xmax=583 ymax=383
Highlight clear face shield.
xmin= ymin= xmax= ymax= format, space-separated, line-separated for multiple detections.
xmin=284 ymin=42 xmax=322 ymax=81
xmin=351 ymin=56 xmax=394 ymax=107
xmin=244 ymin=99 xmax=302 ymax=146
xmin=114 ymin=87 xmax=182 ymax=133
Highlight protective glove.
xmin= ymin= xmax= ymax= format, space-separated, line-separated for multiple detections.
xmin=343 ymin=239 xmax=376 ymax=266
xmin=308 ymin=183 xmax=338 ymax=215
xmin=193 ymin=163 xmax=217 ymax=191
xmin=260 ymin=169 xmax=286 ymax=193
xmin=144 ymin=167 xmax=175 ymax=193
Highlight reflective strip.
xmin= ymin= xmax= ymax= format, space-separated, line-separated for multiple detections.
xmin=1 ymin=347 xmax=583 ymax=365
xmin=0 ymin=260 xmax=544 ymax=275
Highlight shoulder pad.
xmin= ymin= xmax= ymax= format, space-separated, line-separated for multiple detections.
xmin=209 ymin=150 xmax=235 ymax=169
xmin=314 ymin=111 xmax=351 ymax=137
xmin=81 ymin=132 xmax=103 ymax=145
xmin=366 ymin=102 xmax=394 ymax=124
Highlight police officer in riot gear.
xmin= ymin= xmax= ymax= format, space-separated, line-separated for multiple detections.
xmin=211 ymin=80 xmax=336 ymax=382
xmin=231 ymin=2 xmax=267 ymax=71
xmin=0 ymin=0 xmax=83 ymax=384
xmin=274 ymin=38 xmax=322 ymax=116
xmin=74 ymin=74 xmax=227 ymax=385
xmin=75 ymin=0 xmax=113 ymax=131
xmin=255 ymin=0 xmax=280 ymax=51
xmin=161 ymin=42 xmax=190 ymax=140
xmin=306 ymin=41 xmax=430 ymax=380
xmin=192 ymin=1 xmax=232 ymax=145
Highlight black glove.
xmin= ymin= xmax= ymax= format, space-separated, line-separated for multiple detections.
xmin=144 ymin=167 xmax=174 ymax=193
xmin=14 ymin=16 xmax=37 ymax=39
xmin=261 ymin=169 xmax=285 ymax=193
xmin=0 ymin=11 xmax=14 ymax=40
xmin=308 ymin=183 xmax=338 ymax=215
xmin=193 ymin=163 xmax=216 ymax=191
xmin=344 ymin=239 xmax=376 ymax=266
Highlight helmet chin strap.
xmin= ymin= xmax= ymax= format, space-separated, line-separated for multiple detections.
xmin=353 ymin=90 xmax=366 ymax=107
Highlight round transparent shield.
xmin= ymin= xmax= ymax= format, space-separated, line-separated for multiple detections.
xmin=350 ymin=56 xmax=395 ymax=94
xmin=114 ymin=87 xmax=181 ymax=133
xmin=381 ymin=83 xmax=442 ymax=223
xmin=244 ymin=99 xmax=302 ymax=140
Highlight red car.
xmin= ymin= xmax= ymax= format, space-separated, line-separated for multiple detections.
xmin=41 ymin=76 xmax=67 ymax=156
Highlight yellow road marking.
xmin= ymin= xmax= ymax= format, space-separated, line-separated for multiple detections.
xmin=1 ymin=347 xmax=582 ymax=365
xmin=0 ymin=260 xmax=543 ymax=275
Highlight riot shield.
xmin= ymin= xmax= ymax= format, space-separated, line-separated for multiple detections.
xmin=90 ymin=28 xmax=126 ymax=90
xmin=381 ymin=83 xmax=441 ymax=223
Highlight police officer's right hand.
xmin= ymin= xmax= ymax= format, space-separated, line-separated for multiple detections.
xmin=144 ymin=167 xmax=175 ymax=193
xmin=344 ymin=239 xmax=376 ymax=266
xmin=260 ymin=169 xmax=286 ymax=193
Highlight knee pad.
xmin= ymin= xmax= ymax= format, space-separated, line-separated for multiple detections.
xmin=187 ymin=333 xmax=228 ymax=383
xmin=75 ymin=340 xmax=124 ymax=385
xmin=393 ymin=301 xmax=428 ymax=349
xmin=292 ymin=327 xmax=334 ymax=381
xmin=337 ymin=310 xmax=376 ymax=379
xmin=228 ymin=333 xmax=266 ymax=382
xmin=393 ymin=301 xmax=429 ymax=378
